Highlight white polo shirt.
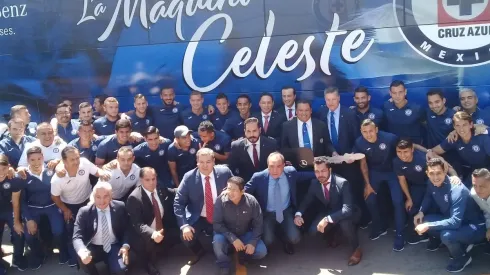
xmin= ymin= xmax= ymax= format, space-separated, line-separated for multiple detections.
xmin=100 ymin=163 xmax=141 ymax=200
xmin=18 ymin=138 xmax=67 ymax=168
xmin=51 ymin=158 xmax=97 ymax=204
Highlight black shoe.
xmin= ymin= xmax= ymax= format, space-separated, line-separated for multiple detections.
xmin=369 ymin=229 xmax=387 ymax=241
xmin=407 ymin=234 xmax=429 ymax=245
xmin=485 ymin=243 xmax=490 ymax=255
xmin=187 ymin=249 xmax=205 ymax=265
xmin=12 ymin=257 xmax=28 ymax=272
xmin=284 ymin=243 xmax=295 ymax=255
xmin=446 ymin=255 xmax=472 ymax=273
xmin=359 ymin=221 xmax=371 ymax=230
xmin=219 ymin=267 xmax=231 ymax=275
xmin=427 ymin=237 xmax=441 ymax=252
xmin=145 ymin=263 xmax=160 ymax=275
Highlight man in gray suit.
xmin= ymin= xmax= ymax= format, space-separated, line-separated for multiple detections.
xmin=174 ymin=148 xmax=233 ymax=265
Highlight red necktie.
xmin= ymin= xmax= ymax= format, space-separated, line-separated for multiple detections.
xmin=151 ymin=192 xmax=163 ymax=231
xmin=205 ymin=176 xmax=214 ymax=224
xmin=288 ymin=108 xmax=293 ymax=120
xmin=252 ymin=143 xmax=259 ymax=168
xmin=323 ymin=184 xmax=330 ymax=201
xmin=263 ymin=115 xmax=270 ymax=132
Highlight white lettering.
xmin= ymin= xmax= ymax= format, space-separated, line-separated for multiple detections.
xmin=0 ymin=4 xmax=27 ymax=18
xmin=420 ymin=41 xmax=432 ymax=52
xmin=457 ymin=53 xmax=464 ymax=62
xmin=475 ymin=52 xmax=479 ymax=61
xmin=341 ymin=29 xmax=374 ymax=63
xmin=439 ymin=50 xmax=446 ymax=59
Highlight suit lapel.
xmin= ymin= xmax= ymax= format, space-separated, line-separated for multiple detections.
xmin=140 ymin=186 xmax=153 ymax=211
xmin=89 ymin=205 xmax=98 ymax=235
xmin=291 ymin=118 xmax=300 ymax=147
xmin=311 ymin=119 xmax=320 ymax=151
xmin=259 ymin=138 xmax=268 ymax=165
xmin=109 ymin=201 xmax=116 ymax=233
xmin=195 ymin=170 xmax=204 ymax=202
xmin=242 ymin=140 xmax=255 ymax=167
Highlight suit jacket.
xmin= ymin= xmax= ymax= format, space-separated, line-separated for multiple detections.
xmin=280 ymin=117 xmax=335 ymax=157
xmin=228 ymin=136 xmax=278 ymax=182
xmin=174 ymin=166 xmax=233 ymax=227
xmin=244 ymin=166 xmax=315 ymax=212
xmin=316 ymin=106 xmax=360 ymax=155
xmin=275 ymin=104 xmax=296 ymax=121
xmin=73 ymin=200 xmax=130 ymax=253
xmin=297 ymin=174 xmax=358 ymax=223
xmin=252 ymin=110 xmax=287 ymax=140
xmin=126 ymin=186 xmax=170 ymax=240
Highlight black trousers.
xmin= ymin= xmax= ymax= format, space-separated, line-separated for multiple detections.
xmin=180 ymin=217 xmax=212 ymax=255
xmin=79 ymin=244 xmax=127 ymax=275
xmin=309 ymin=210 xmax=361 ymax=251
xmin=131 ymin=228 xmax=180 ymax=267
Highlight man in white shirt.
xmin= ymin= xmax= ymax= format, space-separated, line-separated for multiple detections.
xmin=276 ymin=86 xmax=296 ymax=121
xmin=18 ymin=123 xmax=67 ymax=168
xmin=73 ymin=182 xmax=130 ymax=275
xmin=100 ymin=147 xmax=140 ymax=201
xmin=470 ymin=168 xmax=490 ymax=255
xmin=51 ymin=146 xmax=110 ymax=267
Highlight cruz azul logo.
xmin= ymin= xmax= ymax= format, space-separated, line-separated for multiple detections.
xmin=395 ymin=0 xmax=490 ymax=66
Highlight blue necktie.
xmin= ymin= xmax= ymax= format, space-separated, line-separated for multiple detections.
xmin=302 ymin=122 xmax=311 ymax=149
xmin=274 ymin=179 xmax=284 ymax=223
xmin=330 ymin=112 xmax=338 ymax=151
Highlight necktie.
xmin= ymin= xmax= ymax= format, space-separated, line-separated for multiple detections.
xmin=288 ymin=108 xmax=293 ymax=120
xmin=252 ymin=143 xmax=259 ymax=168
xmin=263 ymin=115 xmax=270 ymax=133
xmin=323 ymin=184 xmax=330 ymax=201
xmin=274 ymin=179 xmax=284 ymax=223
xmin=205 ymin=176 xmax=214 ymax=224
xmin=302 ymin=122 xmax=311 ymax=149
xmin=99 ymin=210 xmax=111 ymax=253
xmin=151 ymin=192 xmax=163 ymax=231
xmin=330 ymin=112 xmax=338 ymax=151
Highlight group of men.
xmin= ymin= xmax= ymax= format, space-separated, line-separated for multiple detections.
xmin=0 ymin=81 xmax=488 ymax=275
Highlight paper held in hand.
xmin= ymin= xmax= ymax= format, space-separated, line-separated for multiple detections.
xmin=326 ymin=153 xmax=365 ymax=164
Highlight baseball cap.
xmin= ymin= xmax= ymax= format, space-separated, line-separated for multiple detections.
xmin=174 ymin=125 xmax=193 ymax=138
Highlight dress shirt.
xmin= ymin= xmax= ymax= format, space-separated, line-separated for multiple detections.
xmin=266 ymin=173 xmax=290 ymax=212
xmin=297 ymin=118 xmax=313 ymax=151
xmin=471 ymin=188 xmax=490 ymax=229
xmin=142 ymin=187 xmax=164 ymax=230
xmin=285 ymin=104 xmax=296 ymax=120
xmin=245 ymin=138 xmax=261 ymax=164
xmin=91 ymin=207 xmax=117 ymax=246
xmin=295 ymin=175 xmax=333 ymax=223
xmin=200 ymin=172 xmax=218 ymax=217
xmin=262 ymin=111 xmax=272 ymax=127
xmin=327 ymin=106 xmax=340 ymax=141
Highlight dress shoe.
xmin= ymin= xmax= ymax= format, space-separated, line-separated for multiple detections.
xmin=347 ymin=247 xmax=362 ymax=266
xmin=145 ymin=263 xmax=160 ymax=275
xmin=187 ymin=249 xmax=206 ymax=265
xmin=283 ymin=243 xmax=295 ymax=255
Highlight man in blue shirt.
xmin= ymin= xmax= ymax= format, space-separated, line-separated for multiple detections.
xmin=353 ymin=119 xmax=406 ymax=251
xmin=353 ymin=86 xmax=383 ymax=127
xmin=414 ymin=158 xmax=486 ymax=273
xmin=77 ymin=102 xmax=96 ymax=124
xmin=458 ymin=88 xmax=490 ymax=126
xmin=222 ymin=94 xmax=252 ymax=140
xmin=197 ymin=121 xmax=230 ymax=164
xmin=212 ymin=93 xmax=238 ymax=131
xmin=92 ymin=94 xmax=108 ymax=118
xmin=147 ymin=86 xmax=184 ymax=140
xmin=181 ymin=91 xmax=211 ymax=132
xmin=129 ymin=94 xmax=153 ymax=134
xmin=93 ymin=97 xmax=121 ymax=136
xmin=0 ymin=118 xmax=35 ymax=169
xmin=54 ymin=103 xmax=79 ymax=143
xmin=383 ymin=80 xmax=425 ymax=144
xmin=10 ymin=105 xmax=37 ymax=138
xmin=426 ymin=89 xmax=456 ymax=148
xmin=168 ymin=125 xmax=200 ymax=186
xmin=95 ymin=119 xmax=133 ymax=166
xmin=68 ymin=121 xmax=105 ymax=163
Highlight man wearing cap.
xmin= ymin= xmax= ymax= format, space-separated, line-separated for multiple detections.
xmin=168 ymin=125 xmax=200 ymax=186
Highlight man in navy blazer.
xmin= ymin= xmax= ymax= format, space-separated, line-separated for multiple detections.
xmin=252 ymin=93 xmax=287 ymax=141
xmin=174 ymin=148 xmax=233 ymax=265
xmin=229 ymin=117 xmax=279 ymax=182
xmin=244 ymin=152 xmax=315 ymax=254
xmin=73 ymin=182 xmax=130 ymax=275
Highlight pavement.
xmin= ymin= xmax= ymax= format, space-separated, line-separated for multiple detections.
xmin=2 ymin=228 xmax=489 ymax=275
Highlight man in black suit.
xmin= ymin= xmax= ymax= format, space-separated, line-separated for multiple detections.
xmin=275 ymin=86 xmax=297 ymax=121
xmin=174 ymin=148 xmax=233 ymax=265
xmin=126 ymin=167 xmax=173 ymax=275
xmin=252 ymin=92 xmax=287 ymax=141
xmin=281 ymin=100 xmax=334 ymax=158
xmin=229 ymin=117 xmax=278 ymax=182
xmin=73 ymin=182 xmax=130 ymax=275
xmin=294 ymin=156 xmax=362 ymax=266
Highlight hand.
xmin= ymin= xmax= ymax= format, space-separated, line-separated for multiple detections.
xmin=78 ymin=249 xmax=92 ymax=265
xmin=62 ymin=208 xmax=73 ymax=222
xmin=453 ymin=106 xmax=461 ymax=112
xmin=55 ymin=164 xmax=67 ymax=178
xmin=486 ymin=229 xmax=490 ymax=242
xmin=244 ymin=244 xmax=255 ymax=255
xmin=413 ymin=212 xmax=424 ymax=226
xmin=317 ymin=217 xmax=329 ymax=233
xmin=13 ymin=221 xmax=24 ymax=235
xmin=405 ymin=198 xmax=413 ymax=212
xmin=103 ymin=160 xmax=118 ymax=170
xmin=47 ymin=159 xmax=61 ymax=170
xmin=332 ymin=151 xmax=339 ymax=157
xmin=118 ymin=246 xmax=130 ymax=265
xmin=151 ymin=229 xmax=165 ymax=243
xmin=415 ymin=223 xmax=429 ymax=235
xmin=16 ymin=167 xmax=27 ymax=180
xmin=446 ymin=130 xmax=458 ymax=143
xmin=98 ymin=171 xmax=111 ymax=182
xmin=26 ymin=220 xmax=38 ymax=235
xmin=182 ymin=226 xmax=195 ymax=242
xmin=363 ymin=184 xmax=376 ymax=200
xmin=173 ymin=100 xmax=180 ymax=105
xmin=425 ymin=151 xmax=439 ymax=162
xmin=129 ymin=132 xmax=143 ymax=143
xmin=474 ymin=124 xmax=488 ymax=136
xmin=199 ymin=142 xmax=208 ymax=149
xmin=159 ymin=136 xmax=169 ymax=144
xmin=173 ymin=138 xmax=182 ymax=150
xmin=285 ymin=161 xmax=292 ymax=166
xmin=449 ymin=176 xmax=462 ymax=185
xmin=344 ymin=153 xmax=355 ymax=164
xmin=294 ymin=215 xmax=304 ymax=227
xmin=349 ymin=105 xmax=356 ymax=110
xmin=207 ymin=105 xmax=215 ymax=115
xmin=232 ymin=239 xmax=245 ymax=252
xmin=7 ymin=167 xmax=15 ymax=179
xmin=120 ymin=113 xmax=130 ymax=120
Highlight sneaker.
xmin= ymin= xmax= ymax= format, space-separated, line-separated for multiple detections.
xmin=12 ymin=257 xmax=28 ymax=272
xmin=446 ymin=255 xmax=472 ymax=273
xmin=393 ymin=235 xmax=405 ymax=252
xmin=68 ymin=258 xmax=78 ymax=268
xmin=426 ymin=237 xmax=441 ymax=252
xmin=359 ymin=221 xmax=372 ymax=230
xmin=369 ymin=229 xmax=387 ymax=241
xmin=407 ymin=234 xmax=429 ymax=245
xmin=464 ymin=244 xmax=474 ymax=253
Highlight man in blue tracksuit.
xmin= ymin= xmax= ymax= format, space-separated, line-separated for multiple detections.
xmin=414 ymin=158 xmax=486 ymax=273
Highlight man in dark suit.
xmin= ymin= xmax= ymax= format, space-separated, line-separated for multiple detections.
xmin=126 ymin=167 xmax=173 ymax=275
xmin=281 ymin=100 xmax=334 ymax=158
xmin=73 ymin=182 xmax=130 ymax=275
xmin=229 ymin=117 xmax=278 ymax=182
xmin=174 ymin=148 xmax=233 ymax=265
xmin=294 ymin=156 xmax=362 ymax=266
xmin=252 ymin=92 xmax=287 ymax=141
xmin=275 ymin=86 xmax=297 ymax=121
xmin=245 ymin=152 xmax=315 ymax=254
